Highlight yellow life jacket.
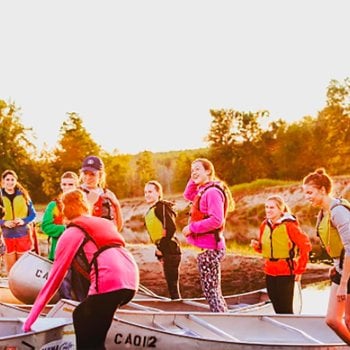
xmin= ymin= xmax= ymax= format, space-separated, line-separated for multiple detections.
xmin=261 ymin=218 xmax=296 ymax=259
xmin=2 ymin=194 xmax=28 ymax=220
xmin=316 ymin=198 xmax=350 ymax=258
xmin=144 ymin=206 xmax=164 ymax=244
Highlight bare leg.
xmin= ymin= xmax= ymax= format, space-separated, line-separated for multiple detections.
xmin=4 ymin=253 xmax=16 ymax=274
xmin=326 ymin=282 xmax=350 ymax=344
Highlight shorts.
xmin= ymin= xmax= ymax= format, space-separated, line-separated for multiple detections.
xmin=3 ymin=235 xmax=32 ymax=254
xmin=330 ymin=268 xmax=350 ymax=294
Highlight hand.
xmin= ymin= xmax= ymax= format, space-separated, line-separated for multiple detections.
xmin=22 ymin=322 xmax=31 ymax=332
xmin=295 ymin=274 xmax=301 ymax=282
xmin=182 ymin=225 xmax=191 ymax=237
xmin=4 ymin=220 xmax=17 ymax=228
xmin=336 ymin=284 xmax=347 ymax=303
xmin=250 ymin=239 xmax=260 ymax=249
xmin=14 ymin=218 xmax=25 ymax=226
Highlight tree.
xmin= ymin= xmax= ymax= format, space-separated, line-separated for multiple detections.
xmin=41 ymin=112 xmax=101 ymax=198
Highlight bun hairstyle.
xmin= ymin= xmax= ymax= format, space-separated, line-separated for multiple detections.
xmin=303 ymin=167 xmax=333 ymax=194
xmin=62 ymin=189 xmax=90 ymax=220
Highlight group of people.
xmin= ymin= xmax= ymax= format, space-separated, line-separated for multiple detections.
xmin=1 ymin=157 xmax=350 ymax=347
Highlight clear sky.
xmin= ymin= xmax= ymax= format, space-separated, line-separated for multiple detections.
xmin=1 ymin=0 xmax=349 ymax=155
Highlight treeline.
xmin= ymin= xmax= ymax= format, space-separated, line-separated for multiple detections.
xmin=1 ymin=78 xmax=350 ymax=203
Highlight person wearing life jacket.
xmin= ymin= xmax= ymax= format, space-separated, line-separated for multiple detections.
xmin=144 ymin=180 xmax=182 ymax=300
xmin=41 ymin=171 xmax=79 ymax=299
xmin=0 ymin=170 xmax=37 ymax=274
xmin=251 ymin=195 xmax=311 ymax=314
xmin=182 ymin=158 xmax=235 ymax=312
xmin=79 ymin=155 xmax=123 ymax=231
xmin=303 ymin=168 xmax=350 ymax=345
xmin=23 ymin=189 xmax=139 ymax=350
xmin=42 ymin=171 xmax=79 ymax=261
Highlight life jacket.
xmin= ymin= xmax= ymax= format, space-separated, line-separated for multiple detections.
xmin=189 ymin=182 xmax=227 ymax=242
xmin=316 ymin=198 xmax=350 ymax=259
xmin=53 ymin=199 xmax=64 ymax=225
xmin=68 ymin=216 xmax=125 ymax=294
xmin=2 ymin=191 xmax=28 ymax=220
xmin=80 ymin=187 xmax=116 ymax=221
xmin=261 ymin=216 xmax=297 ymax=260
xmin=144 ymin=200 xmax=176 ymax=244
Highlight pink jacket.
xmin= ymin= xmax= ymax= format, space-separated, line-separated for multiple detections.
xmin=184 ymin=179 xmax=226 ymax=250
xmin=23 ymin=215 xmax=139 ymax=331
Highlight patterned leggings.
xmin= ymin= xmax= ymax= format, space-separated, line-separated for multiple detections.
xmin=197 ymin=249 xmax=227 ymax=312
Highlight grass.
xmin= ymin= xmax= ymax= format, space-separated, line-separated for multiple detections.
xmin=230 ymin=178 xmax=297 ymax=196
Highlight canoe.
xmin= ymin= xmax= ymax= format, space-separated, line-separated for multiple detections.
xmin=127 ymin=288 xmax=273 ymax=314
xmin=0 ymin=277 xmax=22 ymax=304
xmin=46 ymin=299 xmax=347 ymax=349
xmin=6 ymin=251 xmax=273 ymax=314
xmin=0 ymin=316 xmax=74 ymax=349
xmin=8 ymin=251 xmax=60 ymax=304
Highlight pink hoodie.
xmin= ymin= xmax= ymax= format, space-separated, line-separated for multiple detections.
xmin=23 ymin=215 xmax=139 ymax=331
xmin=184 ymin=179 xmax=226 ymax=250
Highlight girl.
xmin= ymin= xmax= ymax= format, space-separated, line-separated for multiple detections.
xmin=144 ymin=180 xmax=181 ymax=299
xmin=23 ymin=189 xmax=139 ymax=349
xmin=0 ymin=170 xmax=36 ymax=273
xmin=303 ymin=168 xmax=350 ymax=344
xmin=250 ymin=195 xmax=311 ymax=314
xmin=79 ymin=155 xmax=123 ymax=231
xmin=182 ymin=158 xmax=234 ymax=312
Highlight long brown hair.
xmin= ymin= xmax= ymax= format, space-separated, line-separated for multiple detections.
xmin=192 ymin=158 xmax=235 ymax=212
xmin=1 ymin=169 xmax=31 ymax=204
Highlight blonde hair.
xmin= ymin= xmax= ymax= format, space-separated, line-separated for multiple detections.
xmin=145 ymin=180 xmax=163 ymax=199
xmin=266 ymin=195 xmax=290 ymax=213
xmin=62 ymin=189 xmax=90 ymax=220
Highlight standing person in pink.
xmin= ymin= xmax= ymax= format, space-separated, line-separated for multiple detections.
xmin=182 ymin=158 xmax=234 ymax=312
xmin=23 ymin=189 xmax=139 ymax=350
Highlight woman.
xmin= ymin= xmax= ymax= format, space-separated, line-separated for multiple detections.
xmin=303 ymin=168 xmax=350 ymax=344
xmin=42 ymin=171 xmax=79 ymax=261
xmin=250 ymin=195 xmax=311 ymax=314
xmin=0 ymin=170 xmax=36 ymax=273
xmin=41 ymin=171 xmax=79 ymax=299
xmin=144 ymin=180 xmax=181 ymax=299
xmin=79 ymin=155 xmax=123 ymax=231
xmin=182 ymin=158 xmax=234 ymax=312
xmin=23 ymin=189 xmax=139 ymax=350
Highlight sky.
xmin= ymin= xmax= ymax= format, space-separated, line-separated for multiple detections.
xmin=1 ymin=0 xmax=349 ymax=155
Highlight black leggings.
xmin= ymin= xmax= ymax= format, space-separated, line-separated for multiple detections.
xmin=73 ymin=289 xmax=135 ymax=350
xmin=266 ymin=274 xmax=295 ymax=314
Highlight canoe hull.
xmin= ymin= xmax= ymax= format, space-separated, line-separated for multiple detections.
xmin=0 ymin=318 xmax=74 ymax=350
xmin=48 ymin=300 xmax=348 ymax=350
xmin=8 ymin=252 xmax=59 ymax=304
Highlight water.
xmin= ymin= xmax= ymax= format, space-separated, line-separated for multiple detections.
xmin=300 ymin=281 xmax=330 ymax=315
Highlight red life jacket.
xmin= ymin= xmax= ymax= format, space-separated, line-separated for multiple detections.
xmin=189 ymin=183 xmax=228 ymax=242
xmin=68 ymin=216 xmax=125 ymax=295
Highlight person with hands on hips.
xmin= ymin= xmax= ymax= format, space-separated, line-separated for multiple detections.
xmin=303 ymin=168 xmax=350 ymax=344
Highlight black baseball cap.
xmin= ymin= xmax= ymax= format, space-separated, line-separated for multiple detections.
xmin=81 ymin=156 xmax=104 ymax=172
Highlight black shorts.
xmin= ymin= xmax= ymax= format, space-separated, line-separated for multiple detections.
xmin=330 ymin=269 xmax=350 ymax=294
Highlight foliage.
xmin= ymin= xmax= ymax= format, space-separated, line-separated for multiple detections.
xmin=1 ymin=77 xmax=350 ymax=205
